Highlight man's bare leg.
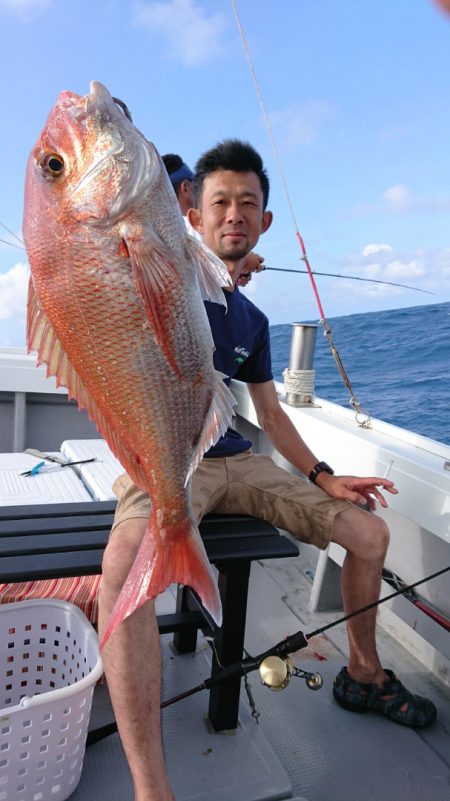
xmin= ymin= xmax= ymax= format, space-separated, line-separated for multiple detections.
xmin=331 ymin=506 xmax=389 ymax=686
xmin=98 ymin=518 xmax=175 ymax=801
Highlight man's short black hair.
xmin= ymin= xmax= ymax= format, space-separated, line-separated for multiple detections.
xmin=194 ymin=139 xmax=269 ymax=209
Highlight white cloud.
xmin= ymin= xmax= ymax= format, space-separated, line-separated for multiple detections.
xmin=132 ymin=0 xmax=228 ymax=67
xmin=337 ymin=243 xmax=450 ymax=299
xmin=270 ymin=100 xmax=335 ymax=152
xmin=362 ymin=243 xmax=393 ymax=257
xmin=360 ymin=262 xmax=382 ymax=279
xmin=0 ymin=263 xmax=29 ymax=321
xmin=382 ymin=184 xmax=415 ymax=213
xmin=351 ymin=184 xmax=450 ymax=217
xmin=383 ymin=259 xmax=425 ymax=279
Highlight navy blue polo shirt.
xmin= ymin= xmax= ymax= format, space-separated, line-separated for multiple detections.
xmin=204 ymin=287 xmax=273 ymax=457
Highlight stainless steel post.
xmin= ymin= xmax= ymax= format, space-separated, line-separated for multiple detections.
xmin=284 ymin=323 xmax=318 ymax=406
xmin=13 ymin=391 xmax=26 ymax=451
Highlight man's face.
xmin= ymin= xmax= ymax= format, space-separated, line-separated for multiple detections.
xmin=190 ymin=170 xmax=272 ymax=261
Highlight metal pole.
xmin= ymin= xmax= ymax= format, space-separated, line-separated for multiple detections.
xmin=13 ymin=391 xmax=26 ymax=451
xmin=288 ymin=323 xmax=318 ymax=370
xmin=284 ymin=324 xmax=318 ymax=406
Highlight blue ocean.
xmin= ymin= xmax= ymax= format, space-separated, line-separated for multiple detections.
xmin=269 ymin=301 xmax=450 ymax=447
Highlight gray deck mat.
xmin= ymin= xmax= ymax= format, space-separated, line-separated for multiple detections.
xmin=73 ymin=587 xmax=293 ymax=801
xmin=76 ymin=669 xmax=293 ymax=801
xmin=245 ymin=560 xmax=450 ymax=801
xmin=73 ymin=561 xmax=449 ymax=801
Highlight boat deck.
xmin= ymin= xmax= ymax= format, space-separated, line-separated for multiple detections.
xmin=0 ymin=422 xmax=448 ymax=799
xmin=77 ymin=555 xmax=450 ymax=801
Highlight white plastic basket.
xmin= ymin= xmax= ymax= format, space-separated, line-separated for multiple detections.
xmin=0 ymin=599 xmax=103 ymax=801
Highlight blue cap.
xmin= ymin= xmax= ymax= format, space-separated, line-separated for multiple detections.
xmin=168 ymin=163 xmax=195 ymax=186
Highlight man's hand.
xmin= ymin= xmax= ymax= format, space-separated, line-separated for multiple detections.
xmin=238 ymin=252 xmax=265 ymax=287
xmin=315 ymin=473 xmax=398 ymax=510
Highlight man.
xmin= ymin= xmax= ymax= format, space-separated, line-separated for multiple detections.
xmin=99 ymin=139 xmax=436 ymax=801
xmin=162 ymin=151 xmax=265 ymax=286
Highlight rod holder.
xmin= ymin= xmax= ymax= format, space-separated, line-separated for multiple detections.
xmin=283 ymin=323 xmax=318 ymax=406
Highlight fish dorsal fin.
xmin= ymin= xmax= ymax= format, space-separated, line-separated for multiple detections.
xmin=26 ymin=277 xmax=148 ymax=490
xmin=185 ymin=235 xmax=232 ymax=305
xmin=185 ymin=371 xmax=236 ymax=485
xmin=123 ymin=228 xmax=184 ymax=376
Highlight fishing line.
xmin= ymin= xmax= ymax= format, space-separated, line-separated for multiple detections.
xmin=230 ymin=1 xmax=325 ymax=313
xmin=0 ymin=236 xmax=24 ymax=250
xmin=230 ymin=1 xmax=427 ymax=424
xmin=0 ymin=220 xmax=24 ymax=247
xmin=86 ymin=564 xmax=449 ymax=747
xmin=264 ymin=267 xmax=435 ymax=295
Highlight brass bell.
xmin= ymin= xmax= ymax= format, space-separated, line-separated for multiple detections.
xmin=259 ymin=655 xmax=293 ymax=691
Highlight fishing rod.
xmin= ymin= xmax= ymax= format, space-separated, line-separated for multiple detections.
xmin=230 ymin=0 xmax=434 ymax=426
xmin=86 ymin=563 xmax=449 ymax=747
xmin=263 ymin=266 xmax=435 ymax=296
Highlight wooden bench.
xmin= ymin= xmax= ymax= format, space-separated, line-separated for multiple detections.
xmin=0 ymin=500 xmax=299 ymax=731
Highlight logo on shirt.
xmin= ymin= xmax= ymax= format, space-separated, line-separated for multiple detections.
xmin=234 ymin=346 xmax=250 ymax=365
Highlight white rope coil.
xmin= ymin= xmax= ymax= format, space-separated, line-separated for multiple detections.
xmin=283 ymin=368 xmax=315 ymax=402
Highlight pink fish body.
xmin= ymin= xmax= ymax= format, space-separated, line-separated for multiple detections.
xmin=23 ymin=81 xmax=235 ymax=646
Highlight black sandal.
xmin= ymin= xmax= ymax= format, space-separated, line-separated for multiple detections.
xmin=333 ymin=667 xmax=437 ymax=728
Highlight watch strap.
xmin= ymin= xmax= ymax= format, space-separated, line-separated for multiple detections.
xmin=309 ymin=461 xmax=334 ymax=484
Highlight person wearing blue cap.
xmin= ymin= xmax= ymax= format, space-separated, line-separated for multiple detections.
xmin=162 ymin=153 xmax=196 ymax=216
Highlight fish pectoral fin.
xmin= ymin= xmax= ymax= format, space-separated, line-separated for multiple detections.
xmin=101 ymin=514 xmax=222 ymax=648
xmin=26 ymin=278 xmax=148 ymax=490
xmin=185 ymin=370 xmax=236 ymax=484
xmin=185 ymin=235 xmax=232 ymax=305
xmin=124 ymin=229 xmax=183 ymax=376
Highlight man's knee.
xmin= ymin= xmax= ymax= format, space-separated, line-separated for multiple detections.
xmin=333 ymin=508 xmax=390 ymax=562
xmin=367 ymin=515 xmax=390 ymax=560
xmin=101 ymin=517 xmax=147 ymax=595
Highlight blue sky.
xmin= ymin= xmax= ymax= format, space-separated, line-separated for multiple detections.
xmin=1 ymin=0 xmax=450 ymax=346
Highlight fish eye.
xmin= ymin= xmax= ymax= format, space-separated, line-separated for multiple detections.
xmin=40 ymin=153 xmax=65 ymax=177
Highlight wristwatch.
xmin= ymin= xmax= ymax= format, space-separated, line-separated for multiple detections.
xmin=309 ymin=461 xmax=334 ymax=484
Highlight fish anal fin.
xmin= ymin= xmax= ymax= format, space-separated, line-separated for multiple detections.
xmin=101 ymin=514 xmax=222 ymax=648
xmin=26 ymin=278 xmax=148 ymax=490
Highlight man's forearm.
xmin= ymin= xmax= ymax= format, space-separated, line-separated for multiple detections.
xmin=260 ymin=406 xmax=320 ymax=478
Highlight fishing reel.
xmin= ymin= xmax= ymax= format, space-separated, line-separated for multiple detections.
xmin=258 ymin=655 xmax=323 ymax=692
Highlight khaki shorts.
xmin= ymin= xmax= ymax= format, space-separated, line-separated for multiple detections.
xmin=111 ymin=452 xmax=349 ymax=550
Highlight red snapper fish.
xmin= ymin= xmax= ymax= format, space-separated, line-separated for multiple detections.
xmin=23 ymin=81 xmax=235 ymax=646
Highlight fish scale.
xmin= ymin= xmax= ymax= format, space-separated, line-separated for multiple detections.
xmin=23 ymin=80 xmax=236 ymax=645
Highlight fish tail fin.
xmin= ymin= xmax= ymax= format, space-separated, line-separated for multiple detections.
xmin=100 ymin=514 xmax=222 ymax=649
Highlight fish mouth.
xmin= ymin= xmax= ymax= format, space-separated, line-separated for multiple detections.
xmin=68 ymin=82 xmax=127 ymax=203
xmin=88 ymin=82 xmax=133 ymax=125
xmin=61 ymin=81 xmax=117 ymax=123
xmin=88 ymin=80 xmax=114 ymax=110
xmin=70 ymin=81 xmax=132 ymax=203
xmin=69 ymin=81 xmax=157 ymax=224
